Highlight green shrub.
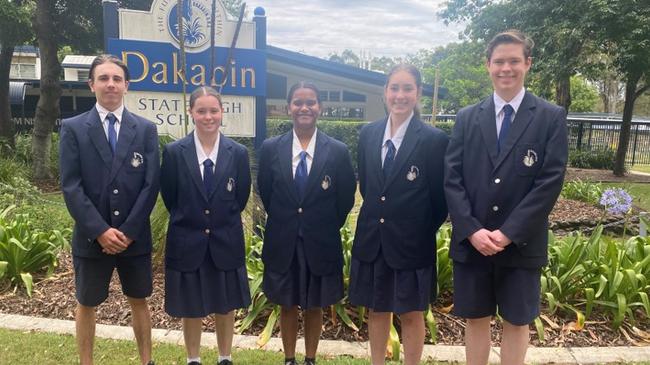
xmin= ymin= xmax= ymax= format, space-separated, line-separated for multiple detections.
xmin=569 ymin=148 xmax=616 ymax=170
xmin=0 ymin=205 xmax=70 ymax=296
xmin=561 ymin=178 xmax=603 ymax=205
xmin=542 ymin=227 xmax=650 ymax=330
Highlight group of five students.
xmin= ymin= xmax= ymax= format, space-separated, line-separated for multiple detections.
xmin=60 ymin=29 xmax=567 ymax=365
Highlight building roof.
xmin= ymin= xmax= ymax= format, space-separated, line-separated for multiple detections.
xmin=13 ymin=45 xmax=39 ymax=56
xmin=267 ymin=45 xmax=435 ymax=96
xmin=61 ymin=55 xmax=96 ymax=69
xmin=9 ymin=82 xmax=26 ymax=105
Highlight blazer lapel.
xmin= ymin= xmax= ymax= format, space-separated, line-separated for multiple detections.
xmin=180 ymin=133 xmax=208 ymax=201
xmin=109 ymin=109 xmax=136 ymax=183
xmin=370 ymin=119 xmax=387 ymax=186
xmin=303 ymin=131 xmax=330 ymax=200
xmin=478 ymin=97 xmax=499 ymax=166
xmin=278 ymin=132 xmax=300 ymax=204
xmin=86 ymin=108 xmax=112 ymax=169
xmin=494 ymin=93 xmax=536 ymax=170
xmin=210 ymin=134 xmax=233 ymax=200
xmin=383 ymin=118 xmax=422 ymax=189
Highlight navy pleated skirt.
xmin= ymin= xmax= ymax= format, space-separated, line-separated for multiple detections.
xmin=165 ymin=254 xmax=251 ymax=318
xmin=263 ymin=237 xmax=343 ymax=309
xmin=348 ymin=248 xmax=435 ymax=314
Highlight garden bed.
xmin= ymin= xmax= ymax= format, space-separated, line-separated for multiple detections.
xmin=1 ymin=242 xmax=648 ymax=348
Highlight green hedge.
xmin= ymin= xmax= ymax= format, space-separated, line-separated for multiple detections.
xmin=569 ymin=148 xmax=616 ymax=170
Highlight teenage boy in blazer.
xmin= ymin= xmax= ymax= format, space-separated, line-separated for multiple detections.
xmin=60 ymin=55 xmax=159 ymax=365
xmin=444 ymin=30 xmax=568 ymax=365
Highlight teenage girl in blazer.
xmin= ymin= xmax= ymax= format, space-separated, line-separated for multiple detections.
xmin=349 ymin=65 xmax=449 ymax=365
xmin=160 ymin=86 xmax=251 ymax=365
xmin=257 ymin=81 xmax=356 ymax=365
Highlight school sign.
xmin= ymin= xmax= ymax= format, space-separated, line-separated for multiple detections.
xmin=102 ymin=0 xmax=267 ymax=139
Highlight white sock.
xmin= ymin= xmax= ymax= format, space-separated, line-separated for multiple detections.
xmin=187 ymin=357 xmax=200 ymax=364
xmin=218 ymin=355 xmax=232 ymax=362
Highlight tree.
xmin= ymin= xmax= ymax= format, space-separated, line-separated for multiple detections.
xmin=567 ymin=76 xmax=599 ymax=113
xmin=328 ymin=49 xmax=360 ymax=67
xmin=30 ymin=0 xmax=104 ymax=179
xmin=423 ymin=41 xmax=492 ymax=113
xmin=0 ymin=0 xmax=32 ymax=149
xmin=440 ymin=0 xmax=599 ymax=111
xmin=588 ymin=0 xmax=650 ymax=175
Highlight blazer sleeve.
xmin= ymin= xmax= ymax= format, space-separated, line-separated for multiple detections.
xmin=429 ymin=130 xmax=449 ymax=231
xmin=257 ymin=140 xmax=273 ymax=211
xmin=59 ymin=121 xmax=110 ymax=239
xmin=236 ymin=146 xmax=252 ymax=212
xmin=444 ymin=111 xmax=483 ymax=241
xmin=500 ymin=107 xmax=568 ymax=246
xmin=336 ymin=144 xmax=356 ymax=227
xmin=159 ymin=143 xmax=177 ymax=212
xmin=119 ymin=122 xmax=161 ymax=240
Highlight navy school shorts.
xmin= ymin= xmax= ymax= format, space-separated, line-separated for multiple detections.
xmin=452 ymin=260 xmax=541 ymax=326
xmin=73 ymin=254 xmax=153 ymax=307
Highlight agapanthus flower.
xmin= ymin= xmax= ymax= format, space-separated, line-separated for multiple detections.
xmin=599 ymin=188 xmax=633 ymax=215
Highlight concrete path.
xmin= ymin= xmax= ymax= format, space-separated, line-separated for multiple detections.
xmin=1 ymin=313 xmax=649 ymax=364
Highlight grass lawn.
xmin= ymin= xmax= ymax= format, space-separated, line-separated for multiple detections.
xmin=630 ymin=165 xmax=650 ymax=174
xmin=0 ymin=328 xmax=442 ymax=365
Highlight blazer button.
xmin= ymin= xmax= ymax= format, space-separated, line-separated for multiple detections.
xmin=492 ymin=206 xmax=499 ymax=212
xmin=298 ymin=208 xmax=303 ymax=213
xmin=113 ymin=210 xmax=120 ymax=216
xmin=204 ymin=209 xmax=210 ymax=215
xmin=204 ymin=228 xmax=210 ymax=234
xmin=380 ymin=218 xmax=385 ymax=223
xmin=494 ymin=178 xmax=501 ymax=184
xmin=380 ymin=196 xmax=386 ymax=201
xmin=113 ymin=188 xmax=119 ymax=194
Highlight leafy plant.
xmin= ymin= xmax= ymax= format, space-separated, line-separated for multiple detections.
xmin=0 ymin=205 xmax=69 ymax=296
xmin=569 ymin=148 xmax=616 ymax=170
xmin=561 ymin=178 xmax=603 ymax=205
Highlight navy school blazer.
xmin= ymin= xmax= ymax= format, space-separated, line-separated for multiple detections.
xmin=352 ymin=118 xmax=449 ymax=270
xmin=59 ymin=107 xmax=160 ymax=258
xmin=257 ymin=130 xmax=356 ymax=276
xmin=444 ymin=92 xmax=568 ymax=268
xmin=160 ymin=132 xmax=251 ymax=272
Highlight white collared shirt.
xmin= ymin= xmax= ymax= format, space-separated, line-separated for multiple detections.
xmin=194 ymin=131 xmax=220 ymax=179
xmin=95 ymin=103 xmax=124 ymax=141
xmin=494 ymin=87 xmax=526 ymax=136
xmin=292 ymin=128 xmax=317 ymax=177
xmin=381 ymin=111 xmax=414 ymax=167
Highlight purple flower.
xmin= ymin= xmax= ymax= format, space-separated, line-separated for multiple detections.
xmin=599 ymin=188 xmax=633 ymax=215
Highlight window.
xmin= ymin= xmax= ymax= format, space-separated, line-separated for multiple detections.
xmin=77 ymin=70 xmax=90 ymax=81
xmin=10 ymin=63 xmax=36 ymax=79
xmin=267 ymin=73 xmax=287 ymax=100
xmin=329 ymin=91 xmax=340 ymax=102
xmin=321 ymin=107 xmax=364 ymax=119
xmin=342 ymin=90 xmax=366 ymax=102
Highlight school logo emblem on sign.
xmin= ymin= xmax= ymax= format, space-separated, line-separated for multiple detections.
xmin=154 ymin=0 xmax=226 ymax=53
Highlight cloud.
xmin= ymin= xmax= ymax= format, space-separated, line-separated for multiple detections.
xmin=249 ymin=0 xmax=465 ymax=58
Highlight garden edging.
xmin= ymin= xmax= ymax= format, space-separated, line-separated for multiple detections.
xmin=1 ymin=313 xmax=649 ymax=364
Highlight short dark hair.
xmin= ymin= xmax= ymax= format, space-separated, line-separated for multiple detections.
xmin=286 ymin=81 xmax=321 ymax=105
xmin=486 ymin=30 xmax=534 ymax=61
xmin=89 ymin=54 xmax=130 ymax=82
xmin=189 ymin=86 xmax=223 ymax=109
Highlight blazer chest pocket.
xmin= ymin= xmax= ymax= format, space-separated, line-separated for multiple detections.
xmin=125 ymin=150 xmax=146 ymax=173
xmin=219 ymin=177 xmax=236 ymax=200
xmin=514 ymin=144 xmax=543 ymax=176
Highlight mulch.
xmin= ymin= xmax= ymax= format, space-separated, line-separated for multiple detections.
xmin=1 ymin=168 xmax=649 ymax=347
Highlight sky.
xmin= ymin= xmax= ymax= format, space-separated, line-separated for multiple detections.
xmin=247 ymin=0 xmax=466 ymax=59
